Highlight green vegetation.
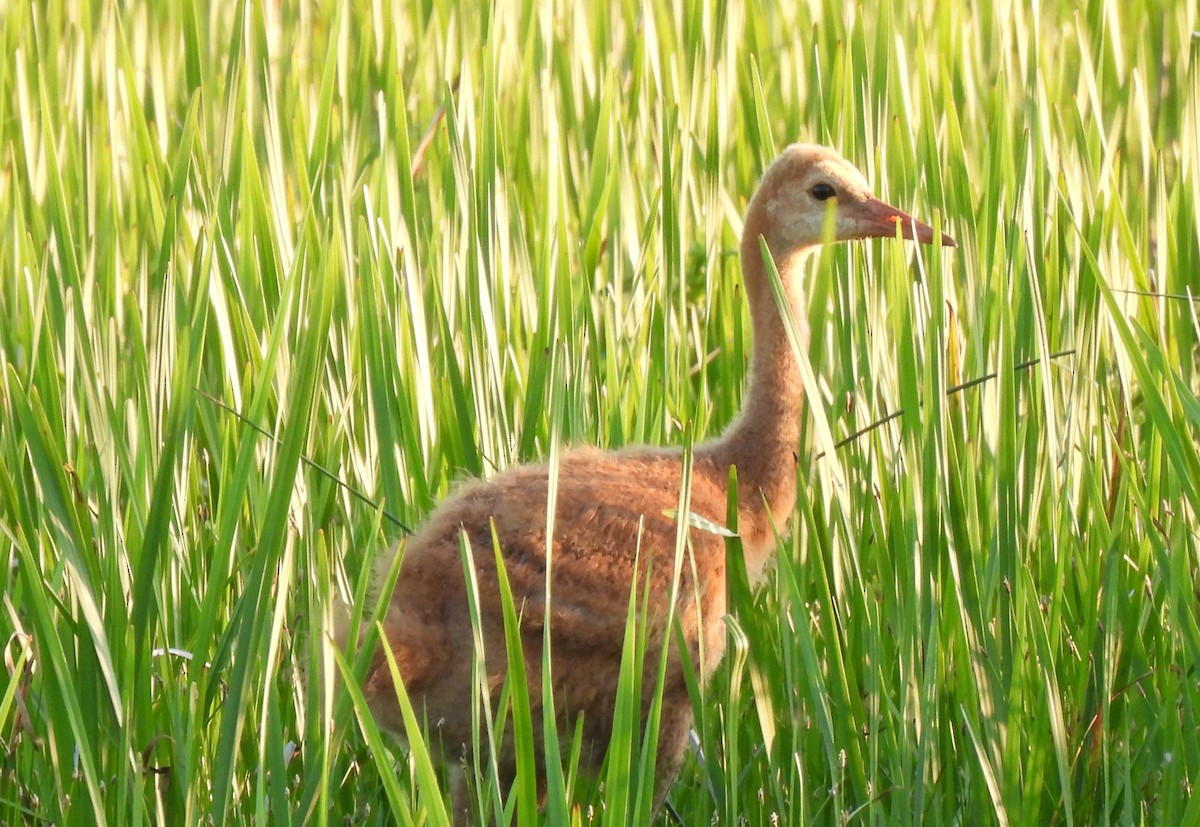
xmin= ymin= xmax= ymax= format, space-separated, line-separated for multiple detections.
xmin=2 ymin=0 xmax=1198 ymax=823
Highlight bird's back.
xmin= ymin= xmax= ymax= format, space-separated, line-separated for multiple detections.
xmin=363 ymin=446 xmax=735 ymax=775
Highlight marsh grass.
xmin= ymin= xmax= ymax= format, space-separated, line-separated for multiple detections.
xmin=2 ymin=0 xmax=1198 ymax=823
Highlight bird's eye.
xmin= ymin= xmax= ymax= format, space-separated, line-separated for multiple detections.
xmin=810 ymin=183 xmax=837 ymax=201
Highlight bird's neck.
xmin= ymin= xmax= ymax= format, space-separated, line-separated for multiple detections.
xmin=697 ymin=227 xmax=812 ymax=554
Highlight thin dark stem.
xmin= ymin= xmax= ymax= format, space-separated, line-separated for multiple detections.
xmin=194 ymin=388 xmax=413 ymax=534
xmin=411 ymin=74 xmax=460 ymax=178
xmin=663 ymin=797 xmax=686 ymax=826
xmin=815 ymin=348 xmax=1076 ymax=460
xmin=1110 ymin=287 xmax=1200 ymax=302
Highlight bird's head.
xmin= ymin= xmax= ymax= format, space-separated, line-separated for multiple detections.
xmin=749 ymin=143 xmax=957 ymax=254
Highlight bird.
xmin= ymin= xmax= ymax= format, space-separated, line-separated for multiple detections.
xmin=349 ymin=143 xmax=956 ymax=820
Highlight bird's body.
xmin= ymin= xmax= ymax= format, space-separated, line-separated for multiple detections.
xmin=363 ymin=447 xmax=738 ymax=804
xmin=353 ymin=144 xmax=955 ymax=816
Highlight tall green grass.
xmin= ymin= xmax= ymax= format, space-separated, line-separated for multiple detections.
xmin=1 ymin=0 xmax=1198 ymax=823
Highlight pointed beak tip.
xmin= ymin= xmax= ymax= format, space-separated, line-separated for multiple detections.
xmin=860 ymin=198 xmax=956 ymax=250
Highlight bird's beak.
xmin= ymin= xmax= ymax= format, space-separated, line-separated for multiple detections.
xmin=851 ymin=196 xmax=957 ymax=248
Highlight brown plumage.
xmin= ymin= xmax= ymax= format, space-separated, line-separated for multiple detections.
xmin=353 ymin=144 xmax=955 ymax=816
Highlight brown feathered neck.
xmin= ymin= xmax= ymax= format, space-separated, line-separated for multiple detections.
xmin=696 ymin=184 xmax=812 ymax=534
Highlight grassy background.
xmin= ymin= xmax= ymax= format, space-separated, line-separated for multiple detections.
xmin=2 ymin=0 xmax=1199 ymax=823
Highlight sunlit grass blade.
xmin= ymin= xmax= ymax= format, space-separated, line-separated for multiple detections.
xmin=333 ymin=646 xmax=417 ymax=827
